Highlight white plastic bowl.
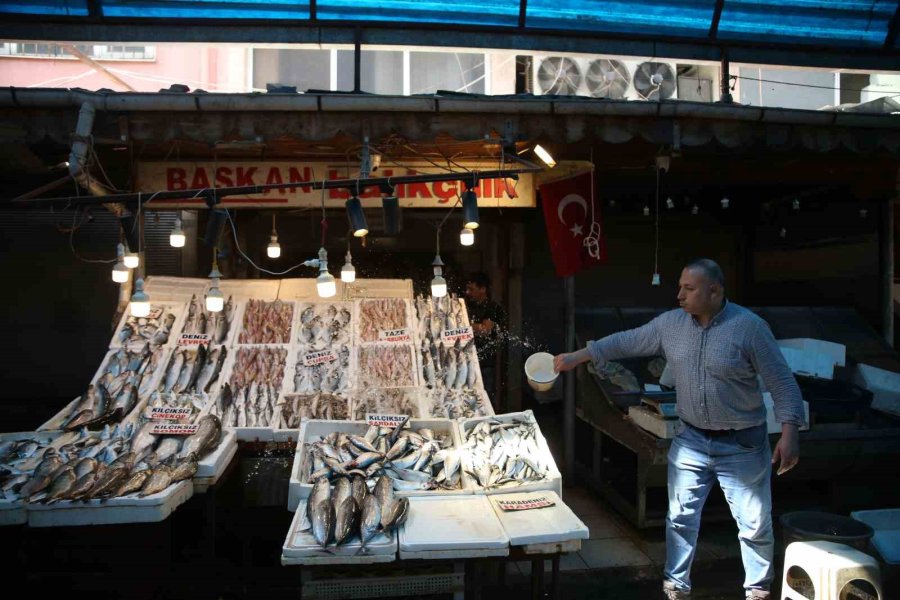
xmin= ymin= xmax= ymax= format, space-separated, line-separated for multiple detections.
xmin=525 ymin=352 xmax=559 ymax=392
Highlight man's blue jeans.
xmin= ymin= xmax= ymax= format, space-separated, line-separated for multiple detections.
xmin=664 ymin=421 xmax=774 ymax=595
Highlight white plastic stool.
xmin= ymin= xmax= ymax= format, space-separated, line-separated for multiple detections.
xmin=782 ymin=540 xmax=883 ymax=600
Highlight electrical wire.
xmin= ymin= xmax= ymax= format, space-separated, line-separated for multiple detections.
xmin=731 ymin=73 xmax=900 ymax=95
xmin=66 ymin=207 xmax=117 ymax=264
xmin=224 ymin=208 xmax=319 ymax=277
xmin=653 ymin=164 xmax=660 ymax=276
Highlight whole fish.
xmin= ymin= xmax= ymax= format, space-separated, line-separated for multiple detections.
xmin=139 ymin=465 xmax=173 ymax=497
xmin=307 ymin=477 xmax=331 ymax=522
xmin=89 ymin=466 xmax=129 ymax=500
xmin=350 ymin=475 xmax=367 ymax=508
xmin=171 ymin=455 xmax=199 ymax=483
xmin=359 ymin=494 xmax=382 ymax=549
xmin=67 ymin=470 xmax=100 ymax=501
xmin=334 ymin=497 xmax=360 ymax=546
xmin=382 ymin=496 xmax=409 ymax=532
xmin=178 ymin=414 xmax=222 ymax=460
xmin=42 ymin=468 xmax=77 ymax=504
xmin=374 ymin=475 xmax=393 ymax=513
xmin=114 ymin=469 xmax=152 ymax=497
xmin=149 ymin=437 xmax=183 ymax=466
xmin=333 ymin=477 xmax=352 ymax=507
xmin=311 ymin=498 xmax=336 ymax=549
xmin=165 ymin=350 xmax=186 ymax=393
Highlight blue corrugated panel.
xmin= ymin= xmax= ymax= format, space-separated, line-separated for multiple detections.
xmin=0 ymin=0 xmax=88 ymax=15
xmin=717 ymin=0 xmax=898 ymax=46
xmin=525 ymin=0 xmax=717 ymax=38
xmin=316 ymin=0 xmax=520 ymax=27
xmin=101 ymin=0 xmax=310 ymax=19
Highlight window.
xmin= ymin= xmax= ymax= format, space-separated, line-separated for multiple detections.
xmin=410 ymin=52 xmax=486 ymax=95
xmin=0 ymin=43 xmax=155 ymax=60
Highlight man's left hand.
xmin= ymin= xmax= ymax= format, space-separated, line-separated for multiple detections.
xmin=772 ymin=424 xmax=800 ymax=475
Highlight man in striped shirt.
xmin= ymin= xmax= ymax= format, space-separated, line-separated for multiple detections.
xmin=554 ymin=258 xmax=804 ymax=600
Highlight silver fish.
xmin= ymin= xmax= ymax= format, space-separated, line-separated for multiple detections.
xmin=114 ymin=469 xmax=151 ymax=497
xmin=171 ymin=455 xmax=198 ymax=483
xmin=311 ymin=498 xmax=335 ymax=549
xmin=359 ymin=494 xmax=382 ymax=548
xmin=333 ymin=477 xmax=353 ymax=507
xmin=307 ymin=477 xmax=332 ymax=522
xmin=350 ymin=475 xmax=367 ymax=508
xmin=139 ymin=465 xmax=173 ymax=497
xmin=381 ymin=496 xmax=409 ymax=532
xmin=334 ymin=497 xmax=359 ymax=546
xmin=178 ymin=414 xmax=221 ymax=460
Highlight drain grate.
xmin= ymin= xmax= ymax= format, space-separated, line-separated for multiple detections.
xmin=302 ymin=572 xmax=464 ymax=600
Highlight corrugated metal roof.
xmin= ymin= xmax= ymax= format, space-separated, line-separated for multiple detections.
xmin=2 ymin=1 xmax=898 ymax=61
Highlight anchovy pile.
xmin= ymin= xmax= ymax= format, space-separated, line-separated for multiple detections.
xmin=293 ymin=345 xmax=352 ymax=395
xmin=358 ymin=299 xmax=408 ymax=343
xmin=358 ymin=346 xmax=415 ymax=388
xmin=352 ymin=388 xmax=421 ymax=421
xmin=162 ymin=344 xmax=228 ymax=395
xmin=2 ymin=416 xmax=221 ymax=504
xmin=238 ymin=299 xmax=293 ymax=344
xmin=183 ymin=294 xmax=235 ymax=344
xmin=462 ymin=417 xmax=551 ymax=490
xmin=303 ymin=474 xmax=409 ymax=550
xmin=117 ymin=308 xmax=177 ymax=349
xmin=280 ymin=393 xmax=349 ymax=427
xmin=425 ymin=388 xmax=491 ymax=420
xmin=297 ymin=303 xmax=352 ymax=348
xmin=213 ymin=346 xmax=286 ymax=428
xmin=297 ymin=422 xmax=463 ymax=493
xmin=60 ymin=344 xmax=165 ymax=431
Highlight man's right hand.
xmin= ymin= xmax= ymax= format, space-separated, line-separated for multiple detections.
xmin=554 ymin=349 xmax=590 ymax=372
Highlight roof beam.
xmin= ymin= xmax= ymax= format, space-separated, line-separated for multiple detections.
xmin=518 ymin=0 xmax=527 ymax=29
xmin=886 ymin=3 xmax=900 ymax=49
xmin=2 ymin=21 xmax=898 ymax=72
xmin=86 ymin=0 xmax=103 ymax=18
xmin=709 ymin=0 xmax=725 ymax=40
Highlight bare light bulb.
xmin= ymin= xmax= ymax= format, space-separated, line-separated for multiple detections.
xmin=792 ymin=198 xmax=800 ymax=211
xmin=206 ymin=286 xmax=224 ymax=312
xmin=533 ymin=144 xmax=556 ymax=168
xmin=317 ymin=271 xmax=337 ymax=298
xmin=123 ymin=250 xmax=139 ymax=269
xmin=666 ymin=197 xmax=675 ymax=210
xmin=431 ymin=274 xmax=447 ymax=298
xmin=651 ymin=273 xmax=661 ymax=286
xmin=779 ymin=227 xmax=787 ymax=238
xmin=460 ymin=227 xmax=474 ymax=246
xmin=130 ymin=278 xmax=150 ymax=317
xmin=643 ymin=205 xmax=650 ymax=217
xmin=691 ymin=204 xmax=699 ymax=215
xmin=721 ymin=197 xmax=730 ymax=209
xmin=169 ymin=218 xmax=185 ymax=248
xmin=267 ymin=234 xmax=281 ymax=259
xmin=341 ymin=251 xmax=356 ymax=283
xmin=112 ymin=243 xmax=129 ymax=283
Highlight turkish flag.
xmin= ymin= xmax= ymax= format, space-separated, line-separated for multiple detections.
xmin=539 ymin=172 xmax=607 ymax=277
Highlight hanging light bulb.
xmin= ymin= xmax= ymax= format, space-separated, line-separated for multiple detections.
xmin=461 ymin=183 xmax=480 ymax=229
xmin=130 ymin=278 xmax=151 ymax=317
xmin=859 ymin=208 xmax=868 ymax=219
xmin=460 ymin=227 xmax=475 ymax=246
xmin=205 ymin=250 xmax=224 ymax=313
xmin=267 ymin=215 xmax=281 ymax=258
xmin=792 ymin=198 xmax=800 ymax=211
xmin=651 ymin=273 xmax=661 ymax=286
xmin=666 ymin=197 xmax=675 ymax=210
xmin=341 ymin=250 xmax=356 ymax=283
xmin=721 ymin=197 xmax=730 ymax=209
xmin=346 ymin=196 xmax=369 ymax=238
xmin=643 ymin=205 xmax=650 ymax=217
xmin=112 ymin=243 xmax=129 ymax=283
xmin=779 ymin=227 xmax=787 ymax=238
xmin=169 ymin=216 xmax=185 ymax=248
xmin=123 ymin=246 xmax=140 ymax=269
xmin=533 ymin=144 xmax=557 ymax=168
xmin=431 ymin=254 xmax=447 ymax=298
xmin=313 ymin=247 xmax=336 ymax=298
xmin=691 ymin=204 xmax=699 ymax=215
xmin=609 ymin=199 xmax=616 ymax=208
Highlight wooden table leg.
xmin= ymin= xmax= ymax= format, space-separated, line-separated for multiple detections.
xmin=531 ymin=558 xmax=544 ymax=600
xmin=551 ymin=555 xmax=560 ymax=600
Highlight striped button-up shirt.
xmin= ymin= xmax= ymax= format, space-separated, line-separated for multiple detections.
xmin=587 ymin=301 xmax=806 ymax=430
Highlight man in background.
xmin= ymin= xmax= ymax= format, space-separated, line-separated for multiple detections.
xmin=465 ymin=272 xmax=507 ymax=406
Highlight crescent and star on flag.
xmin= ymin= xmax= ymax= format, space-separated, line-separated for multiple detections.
xmin=557 ymin=193 xmax=588 ymax=237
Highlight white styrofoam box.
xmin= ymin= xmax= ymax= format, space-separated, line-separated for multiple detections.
xmin=777 ymin=345 xmax=835 ymax=380
xmin=0 ymin=430 xmax=80 ymax=525
xmin=39 ymin=345 xmax=168 ymax=431
xmin=355 ymin=298 xmax=414 ymax=346
xmin=457 ymin=410 xmax=562 ymax=498
xmin=344 ymin=278 xmax=413 ymax=300
xmin=854 ymin=363 xmax=900 ymax=417
xmin=627 ymin=405 xmax=679 ymax=439
xmin=110 ymin=301 xmax=186 ymax=351
xmin=152 ymin=345 xmax=231 ymax=418
xmin=421 ymin=388 xmax=494 ymax=420
xmin=763 ymin=393 xmax=810 ymax=433
xmin=193 ymin=430 xmax=238 ymax=494
xmin=27 ymin=479 xmax=193 ymax=527
xmin=143 ymin=276 xmax=210 ymax=303
xmin=294 ymin=301 xmax=355 ymax=349
xmin=281 ymin=499 xmax=397 ymax=565
xmin=356 ymin=344 xmax=419 ymax=390
xmin=852 ymin=509 xmax=900 ymax=564
xmin=234 ymin=299 xmax=296 ymax=345
xmin=289 ymin=417 xmax=469 ymax=512
xmin=218 ymin=279 xmax=281 ymax=301
xmin=176 ymin=295 xmax=242 ymax=349
xmin=778 ymin=338 xmax=846 ymax=367
xmin=399 ymin=495 xmax=509 ymax=559
xmin=489 ymin=491 xmax=589 ymax=547
xmin=351 ymin=387 xmax=424 ymax=421
xmin=217 ymin=344 xmax=292 ymax=441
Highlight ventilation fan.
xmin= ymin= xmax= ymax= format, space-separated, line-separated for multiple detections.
xmin=536 ymin=56 xmax=582 ymax=95
xmin=586 ymin=59 xmax=631 ymax=99
xmin=633 ymin=61 xmax=677 ymax=100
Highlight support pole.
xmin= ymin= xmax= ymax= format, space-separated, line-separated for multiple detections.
xmin=564 ymin=275 xmax=576 ymax=479
xmin=882 ymin=196 xmax=895 ymax=346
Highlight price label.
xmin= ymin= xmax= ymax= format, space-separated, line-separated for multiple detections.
xmin=441 ymin=327 xmax=474 ymax=344
xmin=496 ymin=496 xmax=556 ymax=512
xmin=366 ymin=414 xmax=408 ymax=428
xmin=151 ymin=423 xmax=199 ymax=436
xmin=302 ymin=350 xmax=339 ymax=367
xmin=148 ymin=407 xmax=193 ymax=420
xmin=177 ymin=333 xmax=213 ymax=347
xmin=378 ymin=328 xmax=410 ymax=343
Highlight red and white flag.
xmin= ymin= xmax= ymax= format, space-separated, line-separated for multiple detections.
xmin=538 ymin=171 xmax=607 ymax=277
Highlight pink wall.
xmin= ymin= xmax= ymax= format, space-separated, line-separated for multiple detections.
xmin=0 ymin=44 xmax=246 ymax=92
